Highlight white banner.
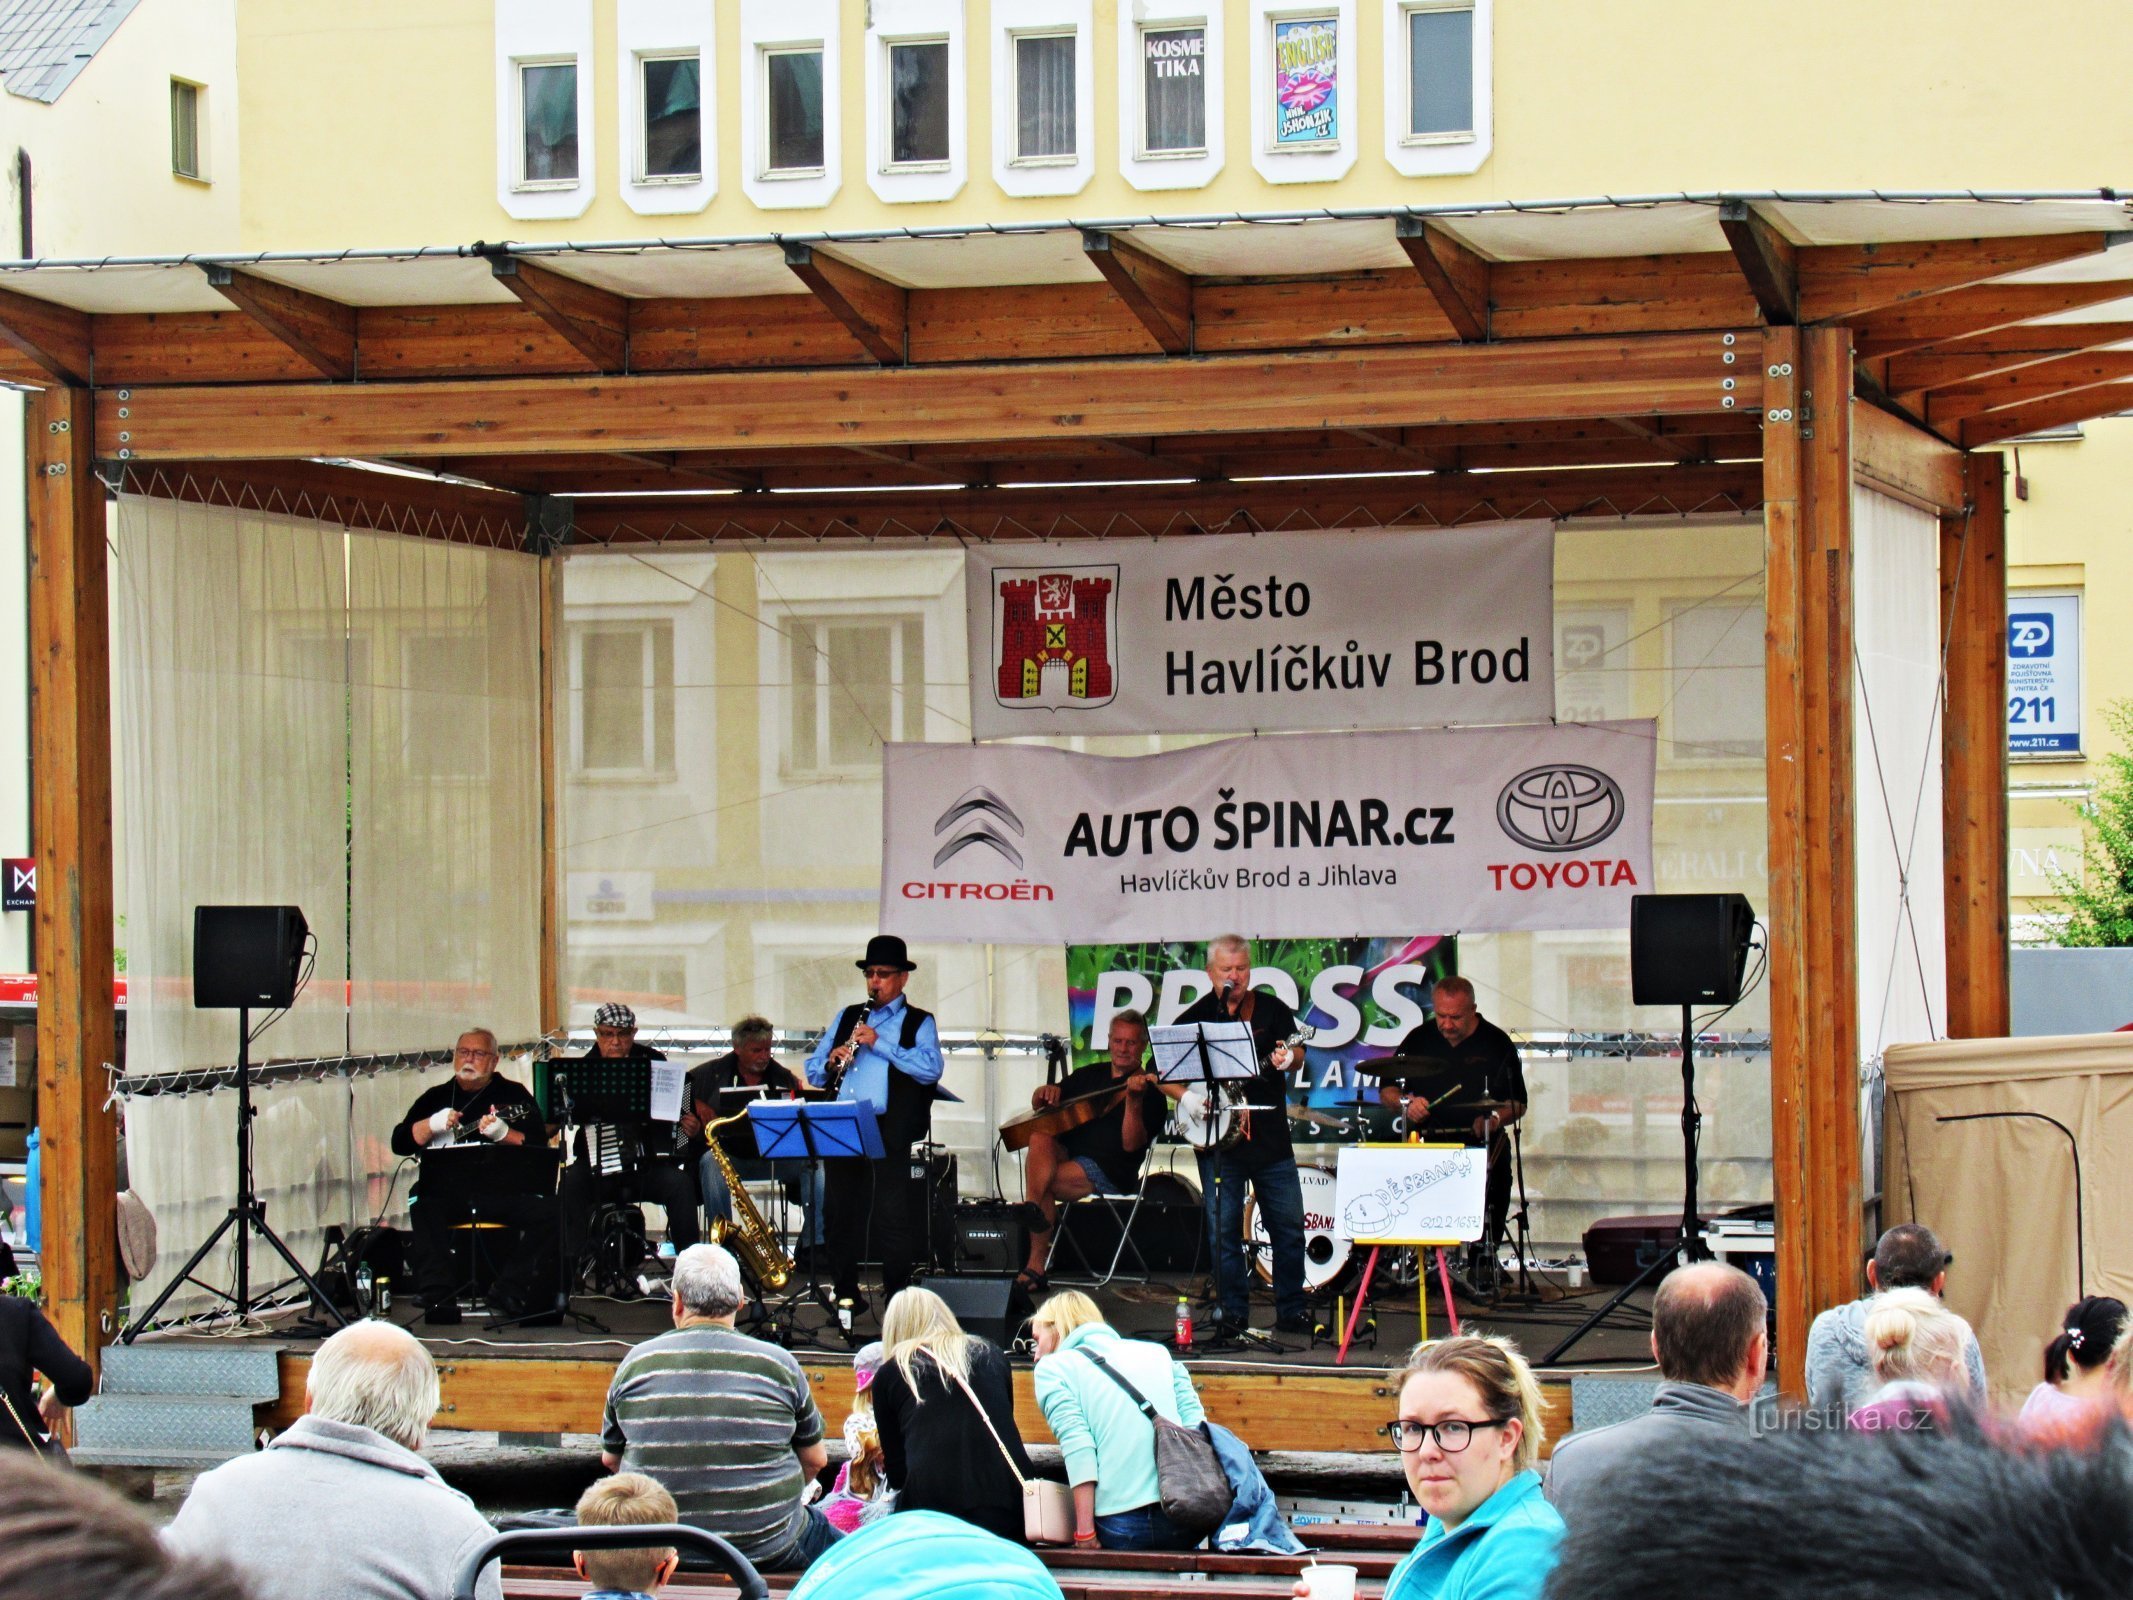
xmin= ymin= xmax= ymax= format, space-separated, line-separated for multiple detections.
xmin=964 ymin=522 xmax=1555 ymax=739
xmin=882 ymin=720 xmax=1655 ymax=942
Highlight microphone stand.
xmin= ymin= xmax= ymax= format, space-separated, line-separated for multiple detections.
xmin=487 ymin=1068 xmax=608 ymax=1335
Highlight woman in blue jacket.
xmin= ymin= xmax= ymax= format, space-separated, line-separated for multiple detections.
xmin=1299 ymin=1335 xmax=1563 ymax=1600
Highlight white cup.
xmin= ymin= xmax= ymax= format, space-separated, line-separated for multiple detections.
xmin=1299 ymin=1563 xmax=1359 ymax=1600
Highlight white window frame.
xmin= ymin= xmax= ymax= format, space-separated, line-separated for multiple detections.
xmin=759 ymin=44 xmax=830 ymax=179
xmin=1008 ymin=30 xmax=1077 ymax=166
xmin=880 ymin=36 xmax=954 ymax=173
xmin=570 ymin=620 xmax=677 ymax=781
xmin=1135 ymin=22 xmax=1208 ymax=160
xmin=1116 ymin=3 xmax=1223 ymax=192
xmin=513 ymin=56 xmax=583 ymax=192
xmin=1383 ymin=0 xmax=1492 ymax=177
xmin=783 ymin=614 xmax=927 ymax=778
xmin=1249 ymin=0 xmax=1356 ymax=183
xmin=495 ymin=0 xmax=594 ymax=220
xmin=994 ymin=0 xmax=1092 ymax=196
xmin=864 ymin=0 xmax=967 ymax=204
xmin=618 ymin=0 xmax=716 ymax=213
xmin=170 ymin=77 xmax=207 ymax=182
xmin=741 ymin=0 xmax=840 ymax=209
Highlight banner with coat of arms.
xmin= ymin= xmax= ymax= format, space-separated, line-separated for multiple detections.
xmin=963 ymin=522 xmax=1556 ymax=740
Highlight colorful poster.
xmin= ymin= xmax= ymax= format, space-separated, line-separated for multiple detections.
xmin=1273 ymin=17 xmax=1338 ymax=145
xmin=2007 ymin=591 xmax=2082 ymax=757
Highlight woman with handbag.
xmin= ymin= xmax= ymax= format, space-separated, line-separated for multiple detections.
xmin=870 ymin=1286 xmax=1037 ymax=1543
xmin=1 ymin=1291 xmax=92 ymax=1457
xmin=1031 ymin=1289 xmax=1218 ymax=1553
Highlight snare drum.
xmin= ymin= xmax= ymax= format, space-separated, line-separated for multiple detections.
xmin=1242 ymin=1161 xmax=1354 ymax=1297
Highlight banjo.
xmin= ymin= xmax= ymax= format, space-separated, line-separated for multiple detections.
xmin=1174 ymin=1025 xmax=1311 ymax=1151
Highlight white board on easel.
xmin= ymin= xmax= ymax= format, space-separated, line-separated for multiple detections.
xmin=1334 ymin=1144 xmax=1487 ymax=1246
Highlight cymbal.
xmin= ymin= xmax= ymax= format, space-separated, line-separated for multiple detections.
xmin=1431 ymin=1097 xmax=1514 ymax=1113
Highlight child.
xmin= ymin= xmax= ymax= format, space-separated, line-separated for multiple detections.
xmin=574 ymin=1473 xmax=680 ymax=1600
xmin=820 ymin=1341 xmax=893 ymax=1534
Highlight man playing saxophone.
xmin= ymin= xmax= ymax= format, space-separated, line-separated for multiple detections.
xmin=680 ymin=1016 xmax=822 ymax=1276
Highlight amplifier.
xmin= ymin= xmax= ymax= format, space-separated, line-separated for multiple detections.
xmin=951 ymin=1199 xmax=1027 ymax=1274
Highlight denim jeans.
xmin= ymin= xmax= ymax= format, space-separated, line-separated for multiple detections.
xmin=754 ymin=1503 xmax=844 ymax=1572
xmin=1095 ymin=1501 xmax=1198 ymax=1552
xmin=696 ymin=1151 xmax=826 ymax=1247
xmin=1197 ymin=1151 xmax=1307 ymax=1325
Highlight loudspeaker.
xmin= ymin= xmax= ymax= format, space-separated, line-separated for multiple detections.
xmin=1630 ymin=893 xmax=1755 ymax=1006
xmin=194 ymin=905 xmax=309 ymax=1009
xmin=951 ymin=1200 xmax=1027 ymax=1274
xmin=926 ymin=1273 xmax=1025 ymax=1348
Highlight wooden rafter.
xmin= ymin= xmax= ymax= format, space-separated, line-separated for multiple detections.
xmin=201 ymin=264 xmax=357 ymax=380
xmin=1082 ymin=230 xmax=1193 ymax=355
xmin=1800 ymin=231 xmax=2115 ymax=324
xmin=1851 ymin=402 xmax=1965 ymax=515
xmin=0 ymin=282 xmax=91 ymax=385
xmin=1395 ymin=216 xmax=1490 ymax=343
xmin=1885 ymin=321 xmax=2133 ymax=400
xmin=1718 ymin=199 xmax=1798 ymax=325
xmin=603 ymin=450 xmax=761 ymax=491
xmin=1925 ymin=350 xmax=2133 ymax=426
xmin=488 ymin=255 xmax=629 ymax=374
xmin=783 ymin=243 xmax=907 ymax=365
xmin=1604 ymin=417 xmax=1708 ymax=463
xmin=1958 ymin=381 xmax=2133 ymax=449
xmin=1852 ymin=279 xmax=2133 ymax=359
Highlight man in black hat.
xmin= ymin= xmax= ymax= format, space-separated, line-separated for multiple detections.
xmin=803 ymin=936 xmax=944 ymax=1309
xmin=558 ymin=1001 xmax=703 ymax=1269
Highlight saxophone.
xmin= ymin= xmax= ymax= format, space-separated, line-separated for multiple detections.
xmin=702 ymin=1106 xmax=795 ymax=1292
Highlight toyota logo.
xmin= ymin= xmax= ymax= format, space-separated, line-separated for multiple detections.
xmin=933 ymin=786 xmax=1026 ymax=869
xmin=1496 ymin=765 xmax=1625 ymax=853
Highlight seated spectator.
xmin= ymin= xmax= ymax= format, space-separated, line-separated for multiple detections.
xmin=165 ymin=1319 xmax=504 ymax=1600
xmin=1301 ymin=1336 xmax=1561 ymax=1600
xmin=601 ymin=1243 xmax=838 ymax=1572
xmin=819 ymin=1342 xmax=892 ymax=1535
xmin=2019 ymin=1296 xmax=2128 ymax=1432
xmin=787 ymin=1510 xmax=1064 ymax=1600
xmin=1546 ymin=1261 xmax=1766 ymax=1527
xmin=574 ymin=1473 xmax=679 ymax=1600
xmin=0 ymin=1451 xmax=250 ymax=1600
xmin=1806 ymin=1223 xmax=1985 ymax=1411
xmin=1848 ymin=1287 xmax=1974 ymax=1431
xmin=870 ymin=1285 xmax=1033 ymax=1544
xmin=1030 ymin=1289 xmax=1209 ymax=1552
xmin=0 ymin=1287 xmax=93 ymax=1454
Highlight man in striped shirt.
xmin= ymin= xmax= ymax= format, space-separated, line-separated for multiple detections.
xmin=600 ymin=1244 xmax=840 ymax=1572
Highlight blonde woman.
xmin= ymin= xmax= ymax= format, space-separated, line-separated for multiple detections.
xmin=1031 ymin=1290 xmax=1209 ymax=1552
xmin=869 ymin=1286 xmax=1033 ymax=1542
xmin=1298 ymin=1336 xmax=1561 ymax=1600
xmin=1848 ymin=1286 xmax=1975 ymax=1431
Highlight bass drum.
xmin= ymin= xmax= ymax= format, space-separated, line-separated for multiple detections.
xmin=1242 ymin=1162 xmax=1355 ymax=1298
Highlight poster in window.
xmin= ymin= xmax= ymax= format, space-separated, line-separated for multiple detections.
xmin=1272 ymin=17 xmax=1338 ymax=145
xmin=2007 ymin=591 xmax=2081 ymax=757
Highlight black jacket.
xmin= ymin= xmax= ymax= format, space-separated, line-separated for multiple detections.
xmin=0 ymin=1296 xmax=92 ymax=1451
xmin=871 ymin=1340 xmax=1032 ymax=1543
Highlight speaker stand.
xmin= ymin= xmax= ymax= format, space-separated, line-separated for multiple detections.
xmin=124 ymin=1008 xmax=347 ymax=1342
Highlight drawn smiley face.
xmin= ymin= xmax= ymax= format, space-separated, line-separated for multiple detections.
xmin=1344 ymin=1195 xmax=1394 ymax=1238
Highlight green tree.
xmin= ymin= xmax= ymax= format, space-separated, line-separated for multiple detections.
xmin=2048 ymin=699 xmax=2133 ymax=946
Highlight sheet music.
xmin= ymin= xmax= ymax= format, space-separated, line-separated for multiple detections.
xmin=1149 ymin=1020 xmax=1260 ymax=1082
xmin=648 ymin=1061 xmax=686 ymax=1122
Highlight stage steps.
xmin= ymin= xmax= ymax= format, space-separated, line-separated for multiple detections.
xmin=71 ymin=1342 xmax=283 ymax=1468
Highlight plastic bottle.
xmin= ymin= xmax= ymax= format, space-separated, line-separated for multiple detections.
xmin=1175 ymin=1295 xmax=1194 ymax=1350
xmin=355 ymin=1263 xmax=374 ymax=1316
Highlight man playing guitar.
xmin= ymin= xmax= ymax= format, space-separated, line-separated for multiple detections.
xmin=1011 ymin=1009 xmax=1168 ymax=1293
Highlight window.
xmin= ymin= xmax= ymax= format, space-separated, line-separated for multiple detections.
xmin=571 ymin=952 xmax=688 ymax=1016
xmin=1270 ymin=14 xmax=1339 ymax=147
xmin=404 ymin=635 xmax=490 ymax=778
xmin=1668 ymin=603 xmax=1765 ymax=761
xmin=1014 ymin=33 xmax=1076 ymax=161
xmin=787 ymin=617 xmax=925 ymax=772
xmin=574 ymin=623 xmax=675 ymax=776
xmin=520 ymin=60 xmax=580 ymax=184
xmin=1140 ymin=25 xmax=1207 ymax=154
xmin=1404 ymin=2 xmax=1475 ymax=138
xmin=640 ymin=53 xmax=702 ymax=179
xmin=171 ymin=79 xmax=202 ymax=179
xmin=887 ymin=40 xmax=951 ymax=166
xmin=764 ymin=47 xmax=826 ymax=173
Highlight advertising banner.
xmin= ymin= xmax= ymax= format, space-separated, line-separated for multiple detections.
xmin=882 ymin=719 xmax=1655 ymax=942
xmin=964 ymin=522 xmax=1554 ymax=740
xmin=2007 ymin=592 xmax=2082 ymax=758
xmin=1272 ymin=16 xmax=1339 ymax=144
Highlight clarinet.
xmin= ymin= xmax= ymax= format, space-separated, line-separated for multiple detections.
xmin=823 ymin=998 xmax=867 ymax=1096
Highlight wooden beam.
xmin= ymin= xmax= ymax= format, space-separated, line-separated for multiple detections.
xmin=488 ymin=255 xmax=629 ymax=374
xmin=1851 ymin=402 xmax=1965 ymax=514
xmin=536 ymin=547 xmax=562 ymax=1035
xmin=0 ymin=282 xmax=91 ymax=385
xmin=97 ymin=331 xmax=1761 ymax=461
xmin=1801 ymin=232 xmax=2114 ymax=324
xmin=1082 ymin=230 xmax=1193 ymax=355
xmin=1886 ymin=322 xmax=2133 ymax=399
xmin=1941 ymin=452 xmax=2009 ymax=1040
xmin=201 ymin=265 xmax=357 ymax=380
xmin=1957 ymin=380 xmax=2133 ymax=448
xmin=1719 ymin=200 xmax=1798 ymax=325
xmin=1395 ymin=216 xmax=1490 ymax=342
xmin=783 ymin=243 xmax=907 ymax=365
xmin=1852 ymin=280 xmax=2133 ymax=360
xmin=27 ymin=388 xmax=120 ymax=1382
xmin=1925 ymin=350 xmax=2133 ymax=426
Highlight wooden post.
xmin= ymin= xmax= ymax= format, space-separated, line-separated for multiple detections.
xmin=1941 ymin=454 xmax=2010 ymax=1038
xmin=27 ymin=386 xmax=120 ymax=1375
xmin=537 ymin=549 xmax=562 ymax=1036
xmin=1762 ymin=326 xmax=1865 ymax=1395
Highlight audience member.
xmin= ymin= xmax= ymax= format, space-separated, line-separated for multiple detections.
xmin=1030 ymin=1289 xmax=1210 ymax=1552
xmin=1848 ymin=1286 xmax=1974 ymax=1431
xmin=1302 ymin=1337 xmax=1561 ymax=1600
xmin=870 ymin=1285 xmax=1033 ymax=1543
xmin=0 ymin=1287 xmax=92 ymax=1454
xmin=1805 ymin=1223 xmax=1985 ymax=1411
xmin=0 ymin=1450 xmax=251 ymax=1600
xmin=1545 ymin=1262 xmax=1766 ymax=1526
xmin=819 ymin=1342 xmax=892 ymax=1535
xmin=600 ymin=1243 xmax=839 ymax=1572
xmin=574 ymin=1473 xmax=679 ymax=1600
xmin=2020 ymin=1296 xmax=2129 ymax=1431
xmin=787 ymin=1510 xmax=1065 ymax=1600
xmin=165 ymin=1319 xmax=503 ymax=1600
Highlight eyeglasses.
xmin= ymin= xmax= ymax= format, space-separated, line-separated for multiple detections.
xmin=453 ymin=1048 xmax=496 ymax=1061
xmin=863 ymin=967 xmax=903 ymax=979
xmin=1385 ymin=1417 xmax=1508 ymax=1453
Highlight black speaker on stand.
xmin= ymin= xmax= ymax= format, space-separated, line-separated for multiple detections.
xmin=123 ymin=906 xmax=346 ymax=1341
xmin=1541 ymin=893 xmax=1755 ymax=1367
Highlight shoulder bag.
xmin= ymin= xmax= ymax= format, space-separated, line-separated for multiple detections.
xmin=932 ymin=1348 xmax=1074 ymax=1544
xmin=1078 ymin=1347 xmax=1233 ymax=1541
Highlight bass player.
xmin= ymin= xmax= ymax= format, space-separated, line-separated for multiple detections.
xmin=1013 ymin=1009 xmax=1168 ymax=1294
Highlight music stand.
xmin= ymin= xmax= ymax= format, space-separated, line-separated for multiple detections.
xmin=750 ymin=1101 xmax=883 ymax=1349
xmin=1150 ymin=1021 xmax=1266 ymax=1353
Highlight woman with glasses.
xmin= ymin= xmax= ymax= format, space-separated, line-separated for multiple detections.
xmin=1298 ymin=1335 xmax=1562 ymax=1600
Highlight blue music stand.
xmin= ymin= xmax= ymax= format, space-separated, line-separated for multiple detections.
xmin=752 ymin=1100 xmax=884 ymax=1162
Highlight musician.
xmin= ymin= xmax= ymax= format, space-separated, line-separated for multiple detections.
xmin=1014 ymin=1010 xmax=1168 ymax=1293
xmin=680 ymin=1015 xmax=826 ymax=1257
xmin=558 ymin=1002 xmax=704 ymax=1261
xmin=1167 ymin=935 xmax=1312 ymax=1337
xmin=803 ymin=935 xmax=944 ymax=1312
xmin=1375 ymin=975 xmax=1528 ymax=1267
xmin=390 ymin=1028 xmax=557 ymax=1325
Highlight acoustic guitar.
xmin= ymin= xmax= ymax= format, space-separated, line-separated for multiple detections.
xmin=997 ymin=1075 xmax=1150 ymax=1153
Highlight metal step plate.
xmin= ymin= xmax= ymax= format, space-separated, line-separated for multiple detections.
xmin=73 ymin=1393 xmax=260 ymax=1458
xmin=98 ymin=1342 xmax=284 ymax=1400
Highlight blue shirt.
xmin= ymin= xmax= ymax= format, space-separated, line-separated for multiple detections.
xmin=804 ymin=994 xmax=944 ymax=1117
xmin=1384 ymin=1470 xmax=1564 ymax=1600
